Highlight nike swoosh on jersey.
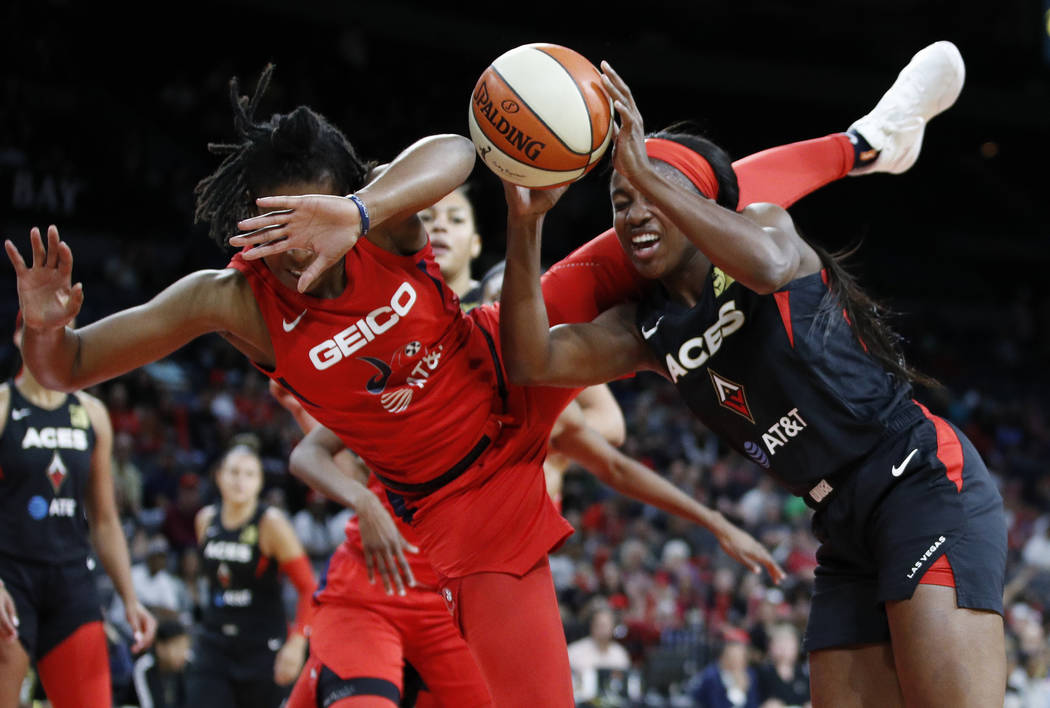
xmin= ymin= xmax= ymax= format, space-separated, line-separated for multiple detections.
xmin=891 ymin=448 xmax=919 ymax=477
xmin=11 ymin=408 xmax=31 ymax=420
xmin=641 ymin=316 xmax=664 ymax=340
xmin=282 ymin=309 xmax=308 ymax=332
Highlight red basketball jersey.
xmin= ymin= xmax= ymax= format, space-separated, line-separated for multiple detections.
xmin=228 ymin=238 xmax=502 ymax=487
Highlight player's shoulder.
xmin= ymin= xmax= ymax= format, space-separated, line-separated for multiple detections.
xmin=740 ymin=202 xmax=794 ymax=230
xmin=72 ymin=390 xmax=110 ymax=433
xmin=0 ymin=382 xmax=10 ymax=436
xmin=196 ymin=504 xmax=217 ymax=535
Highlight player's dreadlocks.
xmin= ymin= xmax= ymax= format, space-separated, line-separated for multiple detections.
xmin=194 ymin=64 xmax=374 ymax=248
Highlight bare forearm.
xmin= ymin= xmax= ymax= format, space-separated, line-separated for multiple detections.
xmin=91 ymin=518 xmax=137 ymax=605
xmin=500 ymin=213 xmax=556 ymax=384
xmin=22 ymin=326 xmax=82 ymax=391
xmin=289 ymin=443 xmax=370 ymax=511
xmin=358 ymin=135 xmax=476 ymax=226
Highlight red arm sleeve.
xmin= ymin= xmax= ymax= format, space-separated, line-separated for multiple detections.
xmin=279 ymin=555 xmax=317 ymax=638
xmin=732 ymin=133 xmax=854 ymax=209
xmin=541 ymin=228 xmax=646 ymax=326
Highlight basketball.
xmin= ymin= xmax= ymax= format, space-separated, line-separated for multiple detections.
xmin=468 ymin=43 xmax=613 ymax=189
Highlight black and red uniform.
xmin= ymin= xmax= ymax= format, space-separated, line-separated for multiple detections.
xmin=634 ymin=266 xmax=1007 ymax=650
xmin=0 ymin=381 xmax=109 ymax=703
xmin=187 ymin=503 xmax=289 ymax=707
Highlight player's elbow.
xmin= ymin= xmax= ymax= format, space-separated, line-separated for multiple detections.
xmin=748 ymin=253 xmax=796 ymax=295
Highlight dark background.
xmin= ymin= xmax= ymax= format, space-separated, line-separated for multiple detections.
xmin=2 ymin=0 xmax=1049 ymax=370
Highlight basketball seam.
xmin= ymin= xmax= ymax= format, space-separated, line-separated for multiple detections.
xmin=534 ymin=46 xmax=595 ymax=154
xmin=489 ymin=64 xmax=591 ymax=158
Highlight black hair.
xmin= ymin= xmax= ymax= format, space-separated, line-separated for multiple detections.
xmin=808 ymin=240 xmax=939 ymax=389
xmin=156 ymin=619 xmax=188 ymax=642
xmin=647 ymin=124 xmax=740 ymax=212
xmin=644 ymin=125 xmax=935 ymax=389
xmin=194 ymin=64 xmax=375 ymax=248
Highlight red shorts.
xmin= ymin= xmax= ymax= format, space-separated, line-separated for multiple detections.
xmin=292 ymin=543 xmax=491 ymax=707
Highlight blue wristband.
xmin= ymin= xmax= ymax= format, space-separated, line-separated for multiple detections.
xmin=346 ymin=194 xmax=370 ymax=235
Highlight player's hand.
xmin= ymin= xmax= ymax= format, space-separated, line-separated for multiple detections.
xmin=600 ymin=61 xmax=653 ymax=186
xmin=273 ymin=633 xmax=307 ymax=686
xmin=714 ymin=522 xmax=787 ymax=585
xmin=5 ymin=226 xmax=84 ymax=330
xmin=231 ymin=194 xmax=365 ymax=293
xmin=501 ymin=179 xmax=570 ymax=220
xmin=0 ymin=583 xmax=19 ymax=642
xmin=125 ymin=599 xmax=157 ymax=653
xmin=355 ymin=490 xmax=419 ymax=596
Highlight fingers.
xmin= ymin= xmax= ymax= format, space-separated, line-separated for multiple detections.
xmin=232 ymin=236 xmax=291 ymax=261
xmin=765 ymin=557 xmax=787 ymax=585
xmin=364 ymin=551 xmax=377 ymax=585
xmin=4 ymin=240 xmax=27 ymax=275
xmin=0 ymin=600 xmax=18 ymax=641
xmin=383 ymin=550 xmax=406 ymax=596
xmin=393 ymin=545 xmax=416 ymax=591
xmin=369 ymin=551 xmax=393 ymax=595
xmin=255 ymin=196 xmax=302 ymax=211
xmin=297 ymin=258 xmax=329 ymax=294
xmin=237 ymin=209 xmax=295 ymax=233
xmin=228 ymin=225 xmax=288 ymax=250
xmin=30 ymin=227 xmax=46 ymax=269
xmin=45 ymin=226 xmax=61 ymax=269
xmin=57 ymin=239 xmax=74 ymax=278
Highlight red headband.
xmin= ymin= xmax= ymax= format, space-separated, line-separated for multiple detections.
xmin=644 ymin=138 xmax=720 ymax=201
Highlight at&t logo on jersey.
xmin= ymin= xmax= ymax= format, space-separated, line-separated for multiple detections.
xmin=761 ymin=408 xmax=808 ymax=456
xmin=664 ymin=301 xmax=745 ymax=383
xmin=27 ymin=494 xmax=77 ymax=520
xmin=308 ymin=283 xmax=418 ymax=371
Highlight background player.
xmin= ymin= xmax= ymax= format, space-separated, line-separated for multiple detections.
xmin=189 ymin=443 xmax=316 ymax=707
xmin=0 ymin=314 xmax=156 ymax=707
xmin=496 ymin=52 xmax=1007 ymax=707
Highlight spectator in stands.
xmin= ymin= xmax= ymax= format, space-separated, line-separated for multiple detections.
xmin=292 ymin=489 xmax=340 ymax=574
xmin=754 ymin=623 xmax=810 ymax=708
xmin=692 ymin=627 xmax=759 ymax=708
xmin=568 ymin=604 xmax=632 ymax=703
xmin=130 ymin=536 xmax=181 ymax=619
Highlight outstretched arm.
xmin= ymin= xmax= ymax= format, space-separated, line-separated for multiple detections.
xmin=551 ymin=405 xmax=785 ymax=583
xmin=600 ymin=62 xmax=821 ymax=294
xmin=6 ymin=226 xmax=247 ymax=391
xmin=499 ymin=182 xmax=656 ymax=387
xmin=232 ymin=134 xmax=477 ymax=291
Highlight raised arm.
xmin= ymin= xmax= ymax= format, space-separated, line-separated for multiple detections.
xmin=6 ymin=226 xmax=250 ymax=392
xmin=231 ymin=134 xmax=477 ymax=291
xmin=600 ymin=62 xmax=821 ymax=294
xmin=499 ymin=182 xmax=657 ymax=387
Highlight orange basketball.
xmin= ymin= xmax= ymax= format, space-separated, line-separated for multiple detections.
xmin=468 ymin=43 xmax=613 ymax=188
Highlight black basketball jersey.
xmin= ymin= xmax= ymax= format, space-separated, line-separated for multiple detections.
xmin=636 ymin=267 xmax=916 ymax=498
xmin=199 ymin=503 xmax=286 ymax=641
xmin=0 ymin=381 xmax=95 ymax=563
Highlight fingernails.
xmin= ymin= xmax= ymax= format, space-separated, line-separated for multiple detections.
xmin=12 ymin=617 xmax=18 ymax=627
xmin=399 ymin=589 xmax=406 ymax=597
xmin=134 ymin=631 xmax=142 ymax=643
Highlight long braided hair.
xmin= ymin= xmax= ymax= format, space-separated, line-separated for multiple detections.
xmin=194 ymin=65 xmax=374 ymax=248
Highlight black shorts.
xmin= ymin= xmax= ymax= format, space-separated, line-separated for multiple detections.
xmin=0 ymin=552 xmax=102 ymax=660
xmin=804 ymin=407 xmax=1007 ymax=652
xmin=186 ymin=630 xmax=289 ymax=708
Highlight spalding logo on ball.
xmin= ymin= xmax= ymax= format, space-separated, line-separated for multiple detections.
xmin=469 ymin=43 xmax=613 ymax=189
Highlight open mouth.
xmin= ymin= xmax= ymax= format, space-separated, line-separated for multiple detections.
xmin=630 ymin=232 xmax=660 ymax=259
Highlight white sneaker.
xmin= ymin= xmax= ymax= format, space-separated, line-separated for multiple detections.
xmin=849 ymin=41 xmax=965 ymax=175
